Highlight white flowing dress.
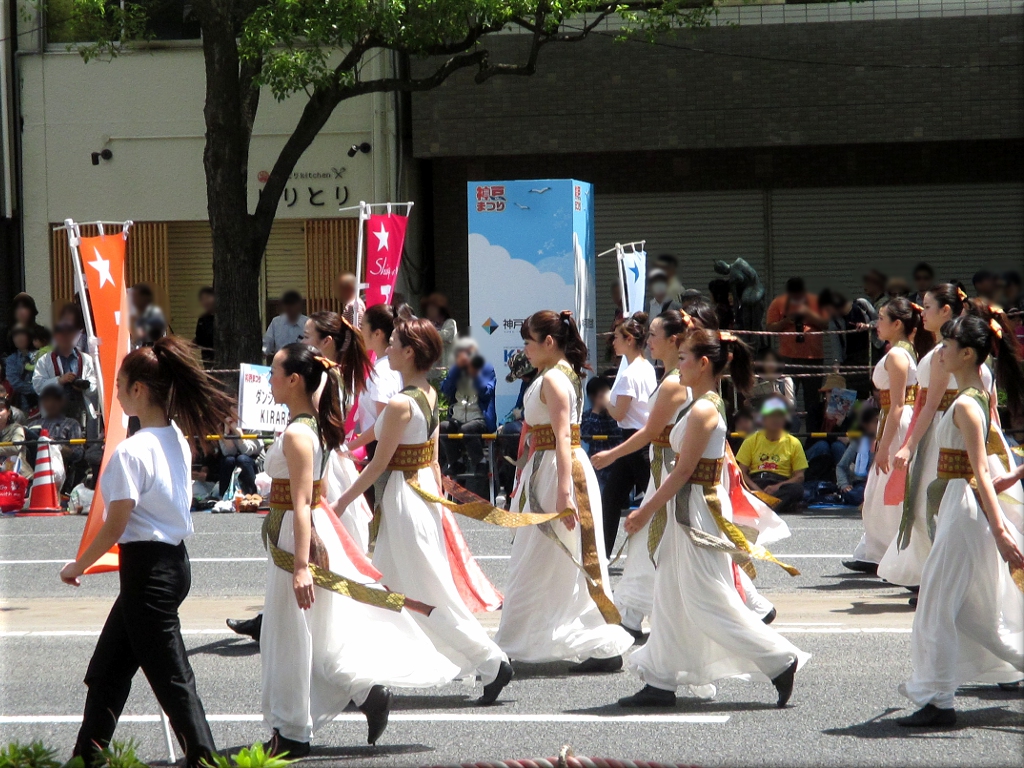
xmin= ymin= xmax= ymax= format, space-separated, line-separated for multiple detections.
xmin=260 ymin=422 xmax=460 ymax=743
xmin=495 ymin=367 xmax=633 ymax=663
xmin=627 ymin=398 xmax=810 ymax=696
xmin=324 ymin=451 xmax=373 ymax=553
xmin=854 ymin=344 xmax=918 ymax=564
xmin=614 ymin=375 xmax=691 ymax=631
xmin=878 ymin=345 xmax=948 ymax=586
xmin=371 ymin=393 xmax=508 ymax=685
xmin=901 ymin=395 xmax=1024 ymax=709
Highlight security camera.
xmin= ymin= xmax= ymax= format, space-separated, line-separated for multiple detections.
xmin=347 ymin=142 xmax=372 ymax=158
xmin=90 ymin=148 xmax=113 ymax=165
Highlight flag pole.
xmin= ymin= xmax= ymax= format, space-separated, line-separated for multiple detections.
xmin=64 ymin=219 xmax=105 ymax=425
xmin=615 ymin=244 xmax=630 ymax=315
xmin=353 ymin=201 xmax=367 ymax=327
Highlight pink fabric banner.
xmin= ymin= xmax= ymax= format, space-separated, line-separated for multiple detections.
xmin=363 ymin=213 xmax=409 ymax=307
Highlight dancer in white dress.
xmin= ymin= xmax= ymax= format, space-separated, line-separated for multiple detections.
xmin=303 ymin=311 xmax=376 ymax=550
xmin=846 ymin=297 xmax=922 ymax=572
xmin=592 ymin=310 xmax=693 ymax=640
xmin=495 ymin=310 xmax=633 ymax=669
xmin=260 ymin=344 xmax=459 ymax=757
xmin=619 ymin=328 xmax=808 ymax=708
xmin=334 ymin=318 xmax=514 ymax=705
xmin=881 ymin=285 xmax=966 ymax=589
xmin=898 ymin=313 xmax=1024 ymax=727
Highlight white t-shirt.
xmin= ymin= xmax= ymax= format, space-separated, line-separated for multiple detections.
xmin=101 ymin=424 xmax=194 ymax=545
xmin=610 ymin=356 xmax=658 ymax=430
xmin=358 ymin=357 xmax=403 ymax=433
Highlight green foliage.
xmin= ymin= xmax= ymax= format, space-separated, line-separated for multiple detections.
xmin=96 ymin=740 xmax=149 ymax=768
xmin=39 ymin=0 xmax=151 ymax=59
xmin=201 ymin=743 xmax=296 ymax=768
xmin=0 ymin=741 xmax=61 ymax=768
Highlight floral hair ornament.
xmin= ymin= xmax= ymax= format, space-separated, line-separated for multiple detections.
xmin=956 ymin=286 xmax=968 ymax=302
xmin=680 ymin=309 xmax=694 ymax=329
xmin=719 ymin=331 xmax=739 ymax=343
xmin=315 ymin=355 xmax=338 ymax=370
xmin=989 ymin=318 xmax=1004 ymax=340
xmin=909 ymin=302 xmax=924 ymax=313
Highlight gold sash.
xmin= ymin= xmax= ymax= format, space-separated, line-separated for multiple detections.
xmin=529 ymin=423 xmax=582 ymax=452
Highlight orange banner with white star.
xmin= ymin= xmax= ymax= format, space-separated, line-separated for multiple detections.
xmin=75 ymin=233 xmax=132 ymax=574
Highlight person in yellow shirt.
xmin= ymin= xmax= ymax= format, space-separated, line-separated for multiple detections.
xmin=736 ymin=398 xmax=808 ymax=513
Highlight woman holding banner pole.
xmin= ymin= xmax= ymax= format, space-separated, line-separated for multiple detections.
xmin=60 ymin=337 xmax=233 ymax=768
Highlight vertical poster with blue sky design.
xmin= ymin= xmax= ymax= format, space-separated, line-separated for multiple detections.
xmin=468 ymin=179 xmax=595 ymax=421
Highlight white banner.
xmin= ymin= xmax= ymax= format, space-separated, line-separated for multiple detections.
xmin=238 ymin=363 xmax=289 ymax=433
xmin=619 ymin=245 xmax=647 ymax=316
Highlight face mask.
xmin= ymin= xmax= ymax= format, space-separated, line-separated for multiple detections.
xmin=651 ymin=281 xmax=667 ymax=299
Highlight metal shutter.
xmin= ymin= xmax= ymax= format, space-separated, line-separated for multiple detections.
xmin=264 ymin=220 xmax=308 ymax=317
xmin=167 ymin=221 xmax=214 ymax=340
xmin=305 ymin=218 xmax=359 ymax=315
xmin=771 ymin=184 xmax=1024 ymax=299
xmin=593 ymin=191 xmax=767 ymax=344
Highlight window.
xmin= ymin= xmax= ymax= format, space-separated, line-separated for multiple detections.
xmin=46 ymin=0 xmax=200 ymax=45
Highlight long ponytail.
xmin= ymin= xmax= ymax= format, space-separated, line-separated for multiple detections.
xmin=121 ymin=335 xmax=235 ymax=447
xmin=308 ymin=310 xmax=373 ymax=400
xmin=884 ymin=296 xmax=930 ymax=359
xmin=521 ymin=310 xmax=589 ymax=374
xmin=683 ymin=328 xmax=755 ymax=395
xmin=962 ymin=301 xmax=1024 ymax=421
xmin=279 ymin=342 xmax=346 ymax=451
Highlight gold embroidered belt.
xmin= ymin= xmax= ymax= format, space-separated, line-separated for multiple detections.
xmin=388 ymin=441 xmax=434 ymax=471
xmin=529 ymin=423 xmax=581 ymax=452
xmin=652 ymin=425 xmax=674 ymax=449
xmin=269 ymin=478 xmax=322 ymax=511
xmin=936 ymin=448 xmax=973 ymax=480
xmin=921 ymin=388 xmax=959 ymax=412
xmin=261 ymin=501 xmax=431 ymax=615
xmin=879 ymin=386 xmax=918 ymax=410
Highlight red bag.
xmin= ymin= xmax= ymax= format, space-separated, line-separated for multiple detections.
xmin=0 ymin=471 xmax=30 ymax=513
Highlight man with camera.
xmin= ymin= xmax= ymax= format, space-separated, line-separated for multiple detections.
xmin=766 ymin=277 xmax=829 ymax=431
xmin=439 ymin=338 xmax=496 ymax=487
xmin=31 ymin=321 xmax=99 ymax=427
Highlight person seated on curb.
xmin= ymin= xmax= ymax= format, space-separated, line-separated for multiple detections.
xmin=833 ymin=407 xmax=879 ymax=506
xmin=27 ymin=384 xmax=85 ymax=493
xmin=736 ymin=397 xmax=808 ymax=513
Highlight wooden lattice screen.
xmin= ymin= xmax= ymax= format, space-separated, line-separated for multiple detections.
xmin=50 ymin=222 xmax=170 ymax=322
xmin=304 ymin=218 xmax=359 ymax=315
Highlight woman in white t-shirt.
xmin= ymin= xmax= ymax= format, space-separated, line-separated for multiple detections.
xmin=60 ymin=337 xmax=236 ymax=768
xmin=601 ymin=312 xmax=658 ymax=556
xmin=355 ymin=304 xmax=403 ymax=435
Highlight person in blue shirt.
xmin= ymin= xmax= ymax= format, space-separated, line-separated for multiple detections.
xmin=581 ymin=376 xmax=623 ymax=489
xmin=439 ymin=338 xmax=496 ymax=477
xmin=5 ymin=326 xmax=37 ymax=409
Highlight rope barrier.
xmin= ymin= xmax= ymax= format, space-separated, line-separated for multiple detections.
xmin=731 ymin=327 xmax=870 ymax=337
xmin=421 ymin=752 xmax=700 ymax=768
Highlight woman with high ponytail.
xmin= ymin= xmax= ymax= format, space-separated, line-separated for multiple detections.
xmin=302 ymin=311 xmax=375 ymax=550
xmin=61 ymin=336 xmax=235 ymax=768
xmin=845 ymin=297 xmax=921 ymax=574
xmin=619 ymin=328 xmax=809 ymax=710
xmin=259 ymin=342 xmax=458 ymax=757
xmin=898 ymin=314 xmax=1024 ymax=727
xmin=493 ymin=310 xmax=634 ymax=671
xmin=879 ymin=285 xmax=968 ymax=591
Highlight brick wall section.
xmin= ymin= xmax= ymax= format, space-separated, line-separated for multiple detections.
xmin=412 ymin=16 xmax=1023 ymax=156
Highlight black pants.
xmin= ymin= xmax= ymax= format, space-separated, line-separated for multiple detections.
xmin=750 ymin=472 xmax=804 ymax=514
xmin=74 ymin=541 xmax=215 ymax=768
xmin=440 ymin=418 xmax=488 ymax=473
xmin=600 ymin=430 xmax=650 ymax=557
xmin=218 ymin=454 xmax=257 ymax=496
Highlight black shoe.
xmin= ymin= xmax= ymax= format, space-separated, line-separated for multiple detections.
xmin=842 ymin=560 xmax=878 ymax=574
xmin=772 ymin=659 xmax=798 ymax=708
xmin=478 ymin=661 xmax=514 ymax=705
xmin=762 ymin=608 xmax=778 ymax=625
xmin=617 ymin=684 xmax=677 ymax=708
xmin=896 ymin=704 xmax=957 ymax=728
xmin=621 ymin=625 xmax=649 ymax=645
xmin=909 ymin=597 xmax=918 ymax=608
xmin=568 ymin=655 xmax=623 ymax=674
xmin=227 ymin=614 xmax=262 ymax=642
xmin=359 ymin=685 xmax=392 ymax=745
xmin=906 ymin=585 xmax=920 ymax=594
xmin=263 ymin=729 xmax=311 ymax=759
xmin=997 ymin=681 xmax=1022 ymax=691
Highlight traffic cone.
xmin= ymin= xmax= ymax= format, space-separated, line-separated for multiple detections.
xmin=21 ymin=429 xmax=63 ymax=516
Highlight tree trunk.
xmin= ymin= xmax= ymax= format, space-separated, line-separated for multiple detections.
xmin=198 ymin=9 xmax=269 ymax=368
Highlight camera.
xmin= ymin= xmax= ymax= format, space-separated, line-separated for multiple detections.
xmin=794 ymin=318 xmax=805 ymax=344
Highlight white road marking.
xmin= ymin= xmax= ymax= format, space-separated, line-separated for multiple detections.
xmin=0 ymin=713 xmax=729 ymax=725
xmin=0 ymin=558 xmax=267 ymax=565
